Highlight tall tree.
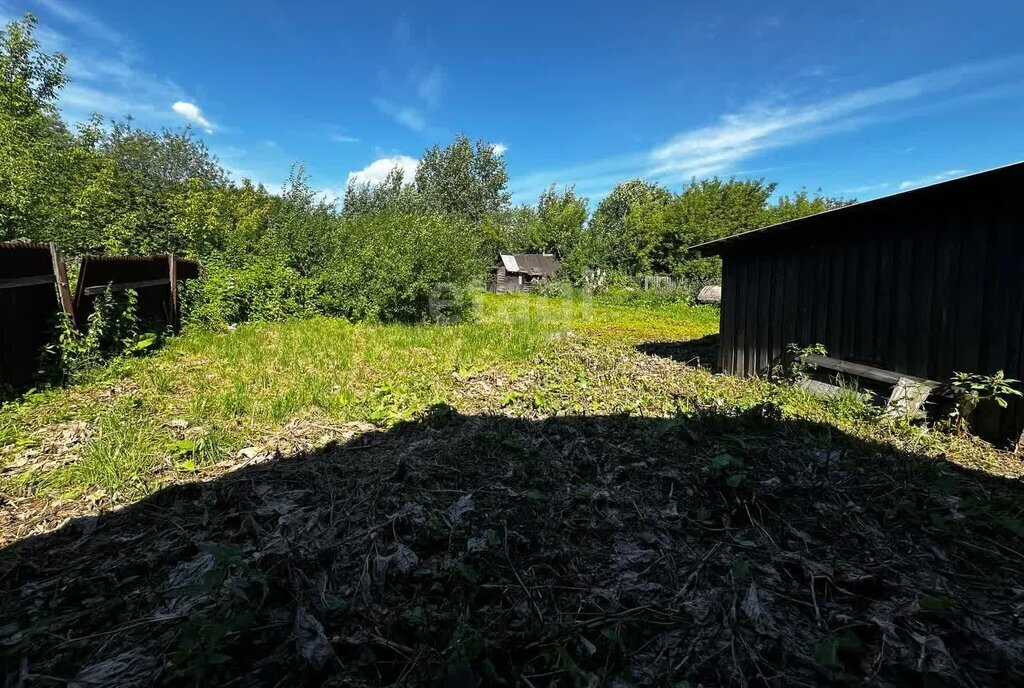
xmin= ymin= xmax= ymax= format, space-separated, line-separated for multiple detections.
xmin=530 ymin=185 xmax=588 ymax=254
xmin=479 ymin=204 xmax=535 ymax=258
xmin=0 ymin=13 xmax=78 ymax=242
xmin=658 ymin=178 xmax=777 ymax=280
xmin=589 ymin=179 xmax=672 ymax=275
xmin=0 ymin=13 xmax=66 ymax=118
xmin=413 ymin=134 xmax=510 ymax=222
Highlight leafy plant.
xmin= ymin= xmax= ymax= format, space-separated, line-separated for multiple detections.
xmin=948 ymin=370 xmax=1022 ymax=435
xmin=40 ymin=287 xmax=160 ymax=384
xmin=781 ymin=342 xmax=827 ymax=382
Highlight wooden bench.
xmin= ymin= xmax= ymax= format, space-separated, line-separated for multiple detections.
xmin=802 ymin=354 xmax=947 ymax=419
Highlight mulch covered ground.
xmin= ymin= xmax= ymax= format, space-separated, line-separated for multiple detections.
xmin=3 ymin=401 xmax=1024 ymax=686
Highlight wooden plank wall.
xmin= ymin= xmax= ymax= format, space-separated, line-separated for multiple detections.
xmin=0 ymin=242 xmax=73 ymax=388
xmin=716 ymin=167 xmax=1024 ymax=443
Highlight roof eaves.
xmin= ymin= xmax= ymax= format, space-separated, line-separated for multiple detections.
xmin=689 ymin=160 xmax=1024 ymax=257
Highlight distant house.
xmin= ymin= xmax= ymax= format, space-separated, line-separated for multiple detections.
xmin=489 ymin=253 xmax=560 ymax=293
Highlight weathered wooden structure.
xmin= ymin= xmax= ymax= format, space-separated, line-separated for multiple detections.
xmin=692 ymin=161 xmax=1024 ymax=442
xmin=74 ymin=254 xmax=201 ymax=334
xmin=489 ymin=254 xmax=560 ymax=293
xmin=696 ymin=285 xmax=722 ymax=304
xmin=0 ymin=242 xmax=74 ymax=388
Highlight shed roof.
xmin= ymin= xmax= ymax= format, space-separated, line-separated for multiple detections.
xmin=691 ymin=160 xmax=1024 ymax=257
xmin=498 ymin=253 xmax=560 ymax=277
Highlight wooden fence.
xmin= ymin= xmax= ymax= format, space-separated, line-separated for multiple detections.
xmin=0 ymin=242 xmax=201 ymax=390
xmin=0 ymin=242 xmax=74 ymax=388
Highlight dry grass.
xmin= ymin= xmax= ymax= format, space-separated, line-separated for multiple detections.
xmin=2 ymin=293 xmax=1023 ymax=685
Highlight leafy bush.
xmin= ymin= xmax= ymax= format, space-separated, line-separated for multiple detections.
xmin=42 ymin=287 xmax=160 ymax=383
xmin=181 ymin=257 xmax=322 ymax=330
xmin=780 ymin=342 xmax=828 ymax=382
xmin=323 ymin=212 xmax=484 ymax=323
xmin=949 ymin=370 xmax=1022 ymax=435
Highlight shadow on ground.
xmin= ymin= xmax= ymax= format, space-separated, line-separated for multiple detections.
xmin=636 ymin=333 xmax=719 ymax=370
xmin=2 ymin=405 xmax=1024 ymax=686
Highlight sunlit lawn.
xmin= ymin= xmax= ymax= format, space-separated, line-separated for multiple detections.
xmin=0 ymin=293 xmax=719 ymax=500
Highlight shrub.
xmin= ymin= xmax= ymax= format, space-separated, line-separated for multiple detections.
xmin=181 ymin=257 xmax=322 ymax=330
xmin=324 ymin=212 xmax=484 ymax=323
xmin=948 ymin=370 xmax=1022 ymax=435
xmin=779 ymin=343 xmax=827 ymax=382
xmin=41 ymin=287 xmax=160 ymax=383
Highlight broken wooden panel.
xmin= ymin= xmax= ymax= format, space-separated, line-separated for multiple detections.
xmin=0 ymin=242 xmax=73 ymax=388
xmin=73 ymin=254 xmax=201 ymax=334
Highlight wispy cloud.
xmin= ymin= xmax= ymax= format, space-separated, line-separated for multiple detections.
xmin=898 ymin=169 xmax=966 ymax=190
xmin=510 ymin=57 xmax=1024 ymax=202
xmin=648 ymin=62 xmax=1012 ymax=180
xmin=416 ymin=65 xmax=443 ymax=109
xmin=842 ymin=182 xmax=891 ymax=195
xmin=329 ymin=133 xmax=361 ymax=143
xmin=32 ymin=0 xmax=124 ymax=45
xmin=172 ymin=101 xmax=214 ymax=133
xmin=373 ymin=98 xmax=426 ymax=132
xmin=373 ymin=17 xmax=444 ymax=133
xmin=346 ymin=155 xmax=419 ymax=186
xmin=20 ymin=1 xmax=211 ymax=130
xmin=492 ymin=143 xmax=508 ymax=156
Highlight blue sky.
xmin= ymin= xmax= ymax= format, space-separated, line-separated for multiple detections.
xmin=3 ymin=0 xmax=1023 ymax=206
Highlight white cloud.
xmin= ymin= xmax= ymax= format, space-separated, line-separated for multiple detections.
xmin=16 ymin=2 xmax=203 ymax=129
xmin=330 ymin=134 xmax=361 ymax=143
xmin=32 ymin=0 xmax=125 ymax=45
xmin=898 ymin=169 xmax=966 ymax=190
xmin=417 ymin=66 xmax=443 ymax=109
xmin=492 ymin=143 xmax=508 ymax=156
xmin=509 ymin=56 xmax=1024 ymax=202
xmin=373 ymin=98 xmax=426 ymax=131
xmin=346 ymin=155 xmax=419 ymax=186
xmin=842 ymin=182 xmax=891 ymax=195
xmin=172 ymin=101 xmax=214 ymax=133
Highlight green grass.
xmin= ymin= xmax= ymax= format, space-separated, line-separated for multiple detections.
xmin=0 ymin=293 xmax=718 ymax=501
xmin=5 ymin=292 xmax=1024 ymax=686
xmin=1 ymin=290 xmax=1014 ymax=511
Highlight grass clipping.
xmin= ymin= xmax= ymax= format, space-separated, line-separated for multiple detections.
xmin=3 ymin=387 xmax=1024 ymax=685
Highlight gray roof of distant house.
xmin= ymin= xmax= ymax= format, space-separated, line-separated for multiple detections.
xmin=498 ymin=253 xmax=560 ymax=277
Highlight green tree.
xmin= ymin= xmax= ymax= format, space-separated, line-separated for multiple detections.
xmin=479 ymin=204 xmax=535 ymax=258
xmin=659 ymin=178 xmax=777 ymax=281
xmin=530 ymin=185 xmax=588 ymax=256
xmin=413 ymin=134 xmax=510 ymax=222
xmin=342 ymin=165 xmax=421 ymax=217
xmin=0 ymin=13 xmax=79 ymax=242
xmin=0 ymin=13 xmax=66 ymax=118
xmin=766 ymin=189 xmax=851 ymax=225
xmin=268 ymin=165 xmax=341 ymax=275
xmin=589 ymin=179 xmax=672 ymax=275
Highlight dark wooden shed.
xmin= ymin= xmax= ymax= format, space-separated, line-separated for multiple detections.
xmin=692 ymin=161 xmax=1024 ymax=443
xmin=489 ymin=254 xmax=560 ymax=293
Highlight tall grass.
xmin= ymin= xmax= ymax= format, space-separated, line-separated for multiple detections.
xmin=1 ymin=293 xmax=719 ymax=499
